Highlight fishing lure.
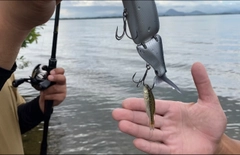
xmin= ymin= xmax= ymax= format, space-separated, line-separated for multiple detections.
xmin=137 ymin=35 xmax=181 ymax=93
xmin=117 ymin=0 xmax=181 ymax=93
xmin=143 ymin=84 xmax=155 ymax=130
xmin=132 ymin=64 xmax=154 ymax=89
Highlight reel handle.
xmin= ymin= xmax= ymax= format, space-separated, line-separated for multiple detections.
xmin=12 ymin=78 xmax=30 ymax=87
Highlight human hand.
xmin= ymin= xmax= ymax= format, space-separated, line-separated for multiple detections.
xmin=39 ymin=67 xmax=66 ymax=113
xmin=0 ymin=1 xmax=61 ymax=31
xmin=112 ymin=62 xmax=227 ymax=154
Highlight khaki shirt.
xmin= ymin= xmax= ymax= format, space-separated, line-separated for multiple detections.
xmin=0 ymin=74 xmax=25 ymax=154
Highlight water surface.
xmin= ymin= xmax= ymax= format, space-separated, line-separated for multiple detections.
xmin=17 ymin=14 xmax=240 ymax=154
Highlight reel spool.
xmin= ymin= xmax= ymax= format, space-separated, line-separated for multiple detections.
xmin=13 ymin=64 xmax=52 ymax=91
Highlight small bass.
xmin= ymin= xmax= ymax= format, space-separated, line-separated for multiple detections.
xmin=143 ymin=84 xmax=155 ymax=130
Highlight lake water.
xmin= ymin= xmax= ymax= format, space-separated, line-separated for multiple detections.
xmin=16 ymin=14 xmax=240 ymax=154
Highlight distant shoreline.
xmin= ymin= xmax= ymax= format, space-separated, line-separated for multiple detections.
xmin=51 ymin=13 xmax=240 ymax=20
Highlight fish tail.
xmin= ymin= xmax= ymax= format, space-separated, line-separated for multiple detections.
xmin=149 ymin=120 xmax=155 ymax=130
xmin=154 ymin=74 xmax=181 ymax=94
xmin=150 ymin=122 xmax=155 ymax=130
xmin=146 ymin=116 xmax=155 ymax=130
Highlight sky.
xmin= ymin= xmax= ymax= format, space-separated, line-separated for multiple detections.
xmin=58 ymin=1 xmax=240 ymax=18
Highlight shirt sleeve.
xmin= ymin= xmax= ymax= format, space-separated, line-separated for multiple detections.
xmin=0 ymin=63 xmax=17 ymax=91
xmin=18 ymin=96 xmax=45 ymax=134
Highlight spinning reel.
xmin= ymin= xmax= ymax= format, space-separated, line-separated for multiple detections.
xmin=12 ymin=64 xmax=52 ymax=91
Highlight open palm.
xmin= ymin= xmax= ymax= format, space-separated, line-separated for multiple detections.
xmin=112 ymin=62 xmax=227 ymax=154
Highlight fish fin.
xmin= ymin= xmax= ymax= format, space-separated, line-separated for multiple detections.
xmin=155 ymin=74 xmax=181 ymax=94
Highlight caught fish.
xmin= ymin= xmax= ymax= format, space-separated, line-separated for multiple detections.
xmin=143 ymin=84 xmax=155 ymax=130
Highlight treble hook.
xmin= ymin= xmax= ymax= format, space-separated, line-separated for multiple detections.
xmin=132 ymin=64 xmax=152 ymax=87
xmin=115 ymin=9 xmax=138 ymax=40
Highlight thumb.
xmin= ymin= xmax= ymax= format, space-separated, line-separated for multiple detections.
xmin=191 ymin=62 xmax=218 ymax=103
xmin=39 ymin=91 xmax=45 ymax=113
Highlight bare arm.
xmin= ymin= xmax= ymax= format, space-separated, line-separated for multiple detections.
xmin=215 ymin=134 xmax=240 ymax=154
xmin=0 ymin=1 xmax=58 ymax=70
xmin=0 ymin=18 xmax=29 ymax=70
xmin=0 ymin=1 xmax=58 ymax=90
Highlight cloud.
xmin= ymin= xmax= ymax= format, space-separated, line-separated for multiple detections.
xmin=63 ymin=1 xmax=122 ymax=7
xmin=155 ymin=1 xmax=240 ymax=13
xmin=58 ymin=1 xmax=240 ymax=18
xmin=59 ymin=1 xmax=123 ymax=18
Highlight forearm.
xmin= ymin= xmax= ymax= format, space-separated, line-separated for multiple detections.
xmin=0 ymin=1 xmax=57 ymax=70
xmin=215 ymin=134 xmax=240 ymax=154
xmin=0 ymin=17 xmax=30 ymax=70
xmin=18 ymin=96 xmax=44 ymax=134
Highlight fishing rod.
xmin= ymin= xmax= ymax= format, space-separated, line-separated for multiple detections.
xmin=12 ymin=3 xmax=61 ymax=153
xmin=40 ymin=3 xmax=61 ymax=155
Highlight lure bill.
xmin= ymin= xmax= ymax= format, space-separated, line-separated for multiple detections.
xmin=154 ymin=74 xmax=181 ymax=94
xmin=143 ymin=84 xmax=156 ymax=130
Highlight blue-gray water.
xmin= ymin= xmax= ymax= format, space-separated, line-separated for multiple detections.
xmin=17 ymin=14 xmax=240 ymax=154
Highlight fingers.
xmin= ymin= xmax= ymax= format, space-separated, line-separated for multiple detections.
xmin=40 ymin=85 xmax=66 ymax=107
xmin=118 ymin=120 xmax=166 ymax=142
xmin=48 ymin=68 xmax=66 ymax=85
xmin=42 ymin=83 xmax=66 ymax=95
xmin=43 ymin=93 xmax=66 ymax=104
xmin=133 ymin=138 xmax=170 ymax=154
xmin=191 ymin=62 xmax=218 ymax=103
xmin=39 ymin=67 xmax=66 ymax=108
xmin=50 ymin=67 xmax=65 ymax=75
xmin=122 ymin=98 xmax=145 ymax=110
xmin=41 ymin=67 xmax=66 ymax=105
xmin=39 ymin=91 xmax=65 ymax=112
xmin=122 ymin=98 xmax=172 ymax=116
xmin=48 ymin=74 xmax=66 ymax=85
xmin=112 ymin=108 xmax=163 ymax=128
